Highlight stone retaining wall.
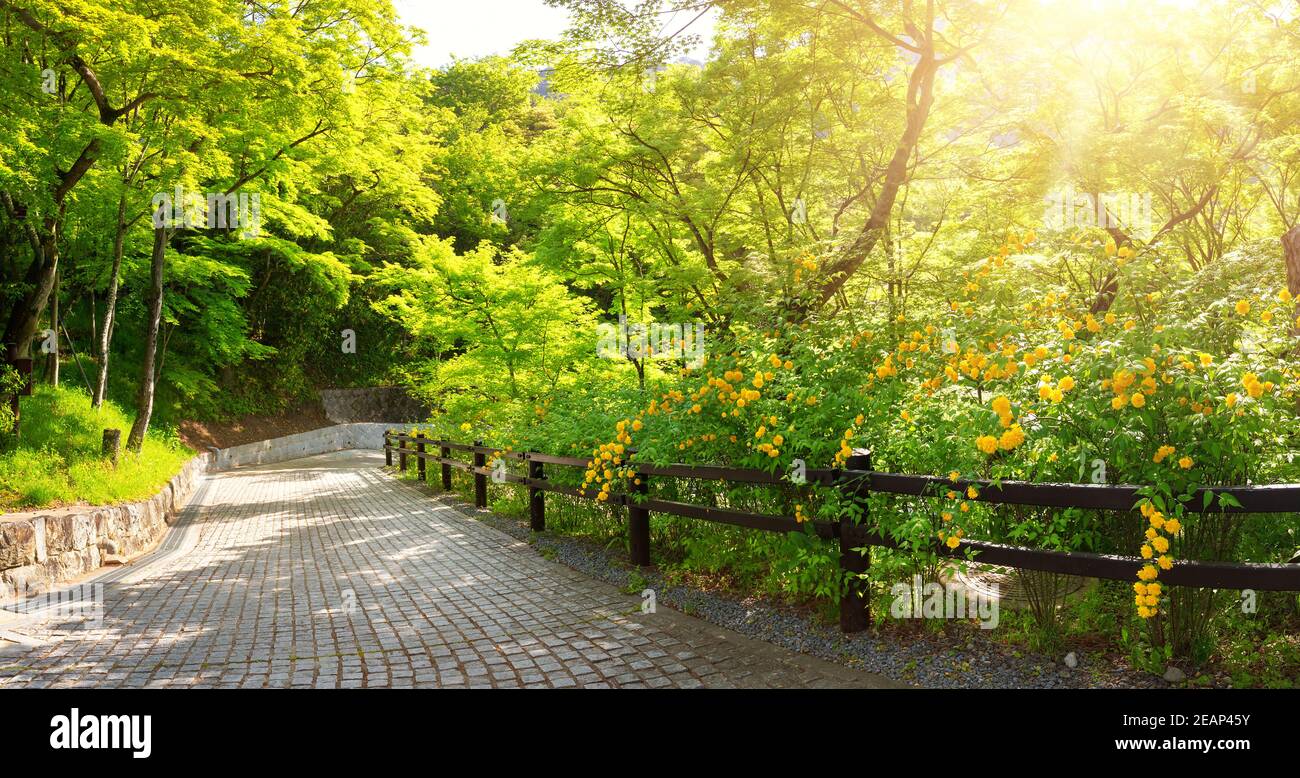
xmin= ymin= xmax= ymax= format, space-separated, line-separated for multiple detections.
xmin=0 ymin=452 xmax=210 ymax=603
xmin=319 ymin=387 xmax=429 ymax=423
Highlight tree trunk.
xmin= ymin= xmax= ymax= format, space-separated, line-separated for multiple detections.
xmin=1284 ymin=226 xmax=1300 ymax=346
xmin=47 ymin=269 xmax=59 ymax=386
xmin=2 ymin=232 xmax=59 ymax=360
xmin=93 ymin=196 xmax=129 ymax=408
xmin=126 ymin=227 xmax=167 ymax=452
xmin=813 ymin=52 xmax=938 ymax=308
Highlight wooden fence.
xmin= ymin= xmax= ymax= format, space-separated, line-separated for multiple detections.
xmin=382 ymin=431 xmax=1300 ymax=632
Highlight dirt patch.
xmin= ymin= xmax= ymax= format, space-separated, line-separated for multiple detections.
xmin=179 ymin=402 xmax=334 ymax=450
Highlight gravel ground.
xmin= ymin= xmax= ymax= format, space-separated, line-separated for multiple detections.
xmin=425 ymin=488 xmax=1169 ymax=689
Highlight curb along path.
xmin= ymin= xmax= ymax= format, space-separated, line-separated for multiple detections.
xmin=0 ymin=450 xmax=898 ymax=688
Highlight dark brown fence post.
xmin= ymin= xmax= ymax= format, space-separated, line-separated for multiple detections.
xmin=416 ymin=432 xmax=426 ymax=482
xmin=628 ymin=468 xmax=651 ymax=567
xmin=473 ymin=440 xmax=487 ymax=508
xmin=839 ymin=449 xmax=873 ymax=633
xmin=528 ymin=455 xmax=545 ymax=531
xmin=440 ymin=442 xmax=452 ymax=490
xmin=398 ymin=433 xmax=408 ymax=473
xmin=384 ymin=429 xmax=393 ymax=467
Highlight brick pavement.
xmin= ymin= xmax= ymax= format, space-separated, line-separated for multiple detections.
xmin=0 ymin=450 xmax=896 ymax=689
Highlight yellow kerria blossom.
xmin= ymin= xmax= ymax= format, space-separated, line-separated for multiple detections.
xmin=976 ymin=435 xmax=999 ymax=455
xmin=1178 ymin=456 xmax=1193 ymax=469
xmin=1235 ymin=300 xmax=1251 ymax=315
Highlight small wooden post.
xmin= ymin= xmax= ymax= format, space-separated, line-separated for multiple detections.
xmin=398 ymin=433 xmax=408 ymax=472
xmin=416 ymin=432 xmax=426 ymax=482
xmin=101 ymin=428 xmax=121 ymax=466
xmin=440 ymin=443 xmax=452 ymax=490
xmin=628 ymin=470 xmax=651 ymax=567
xmin=839 ymin=449 xmax=873 ymax=633
xmin=384 ymin=429 xmax=393 ymax=466
xmin=528 ymin=455 xmax=545 ymax=531
xmin=473 ymin=440 xmax=487 ymax=508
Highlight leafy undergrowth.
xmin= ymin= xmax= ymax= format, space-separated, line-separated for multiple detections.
xmin=0 ymin=385 xmax=194 ymax=512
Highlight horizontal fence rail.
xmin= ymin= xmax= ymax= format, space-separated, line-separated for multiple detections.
xmin=383 ymin=431 xmax=1300 ymax=632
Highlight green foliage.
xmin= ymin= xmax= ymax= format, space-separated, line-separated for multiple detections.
xmin=0 ymin=385 xmax=193 ymax=511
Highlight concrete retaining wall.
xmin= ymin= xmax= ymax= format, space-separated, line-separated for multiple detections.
xmin=207 ymin=422 xmax=413 ymax=470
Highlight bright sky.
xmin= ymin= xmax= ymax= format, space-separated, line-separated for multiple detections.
xmin=394 ymin=0 xmax=716 ymax=67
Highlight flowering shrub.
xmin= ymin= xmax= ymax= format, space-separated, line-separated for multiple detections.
xmin=406 ymin=232 xmax=1300 ymax=668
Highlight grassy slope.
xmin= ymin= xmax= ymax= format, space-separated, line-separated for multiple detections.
xmin=0 ymin=385 xmax=194 ymax=512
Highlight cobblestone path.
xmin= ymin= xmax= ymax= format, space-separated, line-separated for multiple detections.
xmin=0 ymin=450 xmax=895 ymax=689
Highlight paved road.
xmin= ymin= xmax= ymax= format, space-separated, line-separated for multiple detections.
xmin=0 ymin=450 xmax=892 ymax=689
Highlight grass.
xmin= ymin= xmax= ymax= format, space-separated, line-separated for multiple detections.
xmin=0 ymin=385 xmax=194 ymax=512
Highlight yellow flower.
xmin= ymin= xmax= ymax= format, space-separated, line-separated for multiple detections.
xmin=1235 ymin=300 xmax=1251 ymax=316
xmin=976 ymin=435 xmax=999 ymax=455
xmin=1157 ymin=555 xmax=1173 ymax=571
xmin=1130 ymin=392 xmax=1146 ymax=408
xmin=948 ymin=471 xmax=960 ymax=482
xmin=1163 ymin=518 xmax=1182 ymax=535
xmin=945 ymin=535 xmax=961 ymax=549
xmin=1178 ymin=456 xmax=1193 ymax=469
xmin=967 ymin=485 xmax=979 ymax=499
xmin=460 ymin=422 xmax=472 ymax=432
xmin=1137 ymin=565 xmax=1158 ymax=581
xmin=1140 ymin=544 xmax=1153 ymax=559
xmin=1152 ymin=536 xmax=1170 ymax=554
xmin=999 ymin=425 xmax=1026 ymax=451
xmin=1058 ymin=376 xmax=1075 ymax=392
xmin=991 ymin=395 xmax=1012 ymax=416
